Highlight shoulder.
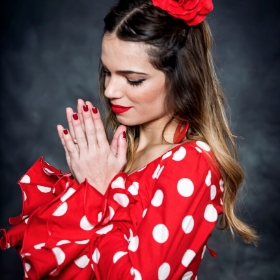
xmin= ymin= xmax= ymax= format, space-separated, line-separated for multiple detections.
xmin=156 ymin=140 xmax=221 ymax=182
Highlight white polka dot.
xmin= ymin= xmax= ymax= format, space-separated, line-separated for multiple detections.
xmin=80 ymin=216 xmax=95 ymax=231
xmin=53 ymin=202 xmax=68 ymax=216
xmin=52 ymin=188 xmax=56 ymax=194
xmin=109 ymin=206 xmax=115 ymax=220
xmin=97 ymin=212 xmax=102 ymax=222
xmin=128 ymin=236 xmax=139 ymax=252
xmin=162 ymin=150 xmax=172 ymax=160
xmin=195 ymin=147 xmax=202 ymax=153
xmin=96 ymin=224 xmax=113 ymax=235
xmin=152 ymin=165 xmax=164 ymax=179
xmin=92 ymin=248 xmax=100 ymax=264
xmin=24 ymin=271 xmax=28 ymax=278
xmin=182 ymin=216 xmax=194 ymax=234
xmin=151 ymin=190 xmax=164 ymax=207
xmin=56 ymin=240 xmax=71 ymax=246
xmin=49 ymin=268 xmax=57 ymax=275
xmin=65 ymin=182 xmax=69 ymax=189
xmin=152 ymin=224 xmax=169 ymax=243
xmin=113 ymin=193 xmax=129 ymax=207
xmin=52 ymin=247 xmax=65 ymax=265
xmin=75 ymin=240 xmax=89 ymax=244
xmin=177 ymin=178 xmax=194 ymax=197
xmin=205 ymin=170 xmax=211 ymax=186
xmin=219 ymin=179 xmax=224 ymax=192
xmin=172 ymin=147 xmax=187 ymax=161
xmin=60 ymin=188 xmax=76 ymax=202
xmin=128 ymin=182 xmax=139 ymax=195
xmin=91 ymin=264 xmax=94 ymax=271
xmin=195 ymin=276 xmax=197 ymax=280
xmin=210 ymin=185 xmax=217 ymax=200
xmin=142 ymin=209 xmax=147 ymax=218
xmin=113 ymin=251 xmax=128 ymax=263
xmin=23 ymin=253 xmax=31 ymax=256
xmin=34 ymin=243 xmax=45 ymax=249
xmin=137 ymin=165 xmax=147 ymax=172
xmin=111 ymin=176 xmax=125 ymax=189
xmin=201 ymin=245 xmax=206 ymax=259
xmin=182 ymin=271 xmax=193 ymax=280
xmin=130 ymin=267 xmax=134 ymax=275
xmin=23 ymin=191 xmax=27 ymax=201
xmin=204 ymin=204 xmax=218 ymax=222
xmin=25 ymin=262 xmax=31 ymax=271
xmin=158 ymin=262 xmax=170 ymax=280
xmin=128 ymin=228 xmax=133 ymax=242
xmin=74 ymin=255 xmax=90 ymax=268
xmin=220 ymin=198 xmax=223 ymax=205
xmin=196 ymin=141 xmax=210 ymax=151
xmin=37 ymin=185 xmax=52 ymax=193
xmin=22 ymin=215 xmax=28 ymax=220
xmin=44 ymin=167 xmax=54 ymax=174
xmin=7 ymin=243 xmax=11 ymax=248
xmin=20 ymin=175 xmax=30 ymax=183
xmin=182 ymin=249 xmax=196 ymax=267
xmin=25 ymin=218 xmax=29 ymax=224
xmin=131 ymin=268 xmax=142 ymax=280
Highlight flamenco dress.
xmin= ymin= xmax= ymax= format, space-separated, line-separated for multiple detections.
xmin=1 ymin=140 xmax=224 ymax=279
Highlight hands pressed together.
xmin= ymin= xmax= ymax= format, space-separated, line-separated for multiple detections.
xmin=57 ymin=99 xmax=127 ymax=195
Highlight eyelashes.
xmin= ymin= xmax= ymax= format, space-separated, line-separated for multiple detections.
xmin=102 ymin=69 xmax=145 ymax=87
xmin=128 ymin=79 xmax=145 ymax=87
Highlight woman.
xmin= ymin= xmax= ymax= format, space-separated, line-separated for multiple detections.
xmin=1 ymin=0 xmax=257 ymax=279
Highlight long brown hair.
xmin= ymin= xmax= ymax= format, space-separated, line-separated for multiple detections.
xmin=99 ymin=0 xmax=258 ymax=244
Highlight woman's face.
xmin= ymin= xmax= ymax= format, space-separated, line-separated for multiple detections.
xmin=101 ymin=34 xmax=168 ymax=127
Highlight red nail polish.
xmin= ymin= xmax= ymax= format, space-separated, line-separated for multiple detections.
xmin=92 ymin=107 xmax=98 ymax=114
xmin=73 ymin=113 xmax=78 ymax=120
xmin=63 ymin=129 xmax=68 ymax=135
xmin=83 ymin=105 xmax=89 ymax=112
xmin=122 ymin=131 xmax=126 ymax=138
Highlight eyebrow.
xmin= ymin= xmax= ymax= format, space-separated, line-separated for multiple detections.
xmin=100 ymin=60 xmax=148 ymax=76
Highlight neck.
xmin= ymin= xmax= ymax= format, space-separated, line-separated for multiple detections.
xmin=136 ymin=116 xmax=178 ymax=151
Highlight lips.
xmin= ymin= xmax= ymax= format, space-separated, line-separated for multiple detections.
xmin=111 ymin=103 xmax=132 ymax=114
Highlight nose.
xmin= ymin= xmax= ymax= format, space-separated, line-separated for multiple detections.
xmin=104 ymin=76 xmax=123 ymax=100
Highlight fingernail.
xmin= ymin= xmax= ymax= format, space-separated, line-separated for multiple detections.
xmin=122 ymin=131 xmax=126 ymax=138
xmin=73 ymin=113 xmax=78 ymax=120
xmin=63 ymin=129 xmax=68 ymax=135
xmin=83 ymin=105 xmax=89 ymax=112
xmin=92 ymin=107 xmax=98 ymax=114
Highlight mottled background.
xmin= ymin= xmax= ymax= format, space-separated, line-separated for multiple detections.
xmin=0 ymin=0 xmax=279 ymax=279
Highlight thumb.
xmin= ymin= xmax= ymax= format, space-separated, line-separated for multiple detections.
xmin=116 ymin=130 xmax=128 ymax=167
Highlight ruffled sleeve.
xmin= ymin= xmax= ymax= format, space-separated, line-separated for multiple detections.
xmin=1 ymin=157 xmax=137 ymax=279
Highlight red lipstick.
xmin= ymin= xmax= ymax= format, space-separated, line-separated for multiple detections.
xmin=111 ymin=103 xmax=132 ymax=114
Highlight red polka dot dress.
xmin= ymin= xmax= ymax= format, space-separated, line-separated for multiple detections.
xmin=1 ymin=140 xmax=224 ymax=279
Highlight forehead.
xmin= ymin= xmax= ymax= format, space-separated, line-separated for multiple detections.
xmin=101 ymin=33 xmax=154 ymax=71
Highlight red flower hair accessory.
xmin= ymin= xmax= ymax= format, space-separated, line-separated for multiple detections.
xmin=152 ymin=0 xmax=213 ymax=26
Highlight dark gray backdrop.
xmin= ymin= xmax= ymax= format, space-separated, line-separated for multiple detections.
xmin=1 ymin=0 xmax=279 ymax=279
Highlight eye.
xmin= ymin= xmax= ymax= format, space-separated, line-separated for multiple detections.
xmin=127 ymin=79 xmax=145 ymax=87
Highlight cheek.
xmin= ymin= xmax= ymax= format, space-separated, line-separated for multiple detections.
xmin=130 ymin=82 xmax=166 ymax=105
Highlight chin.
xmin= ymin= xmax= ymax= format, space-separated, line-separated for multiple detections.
xmin=115 ymin=115 xmax=141 ymax=126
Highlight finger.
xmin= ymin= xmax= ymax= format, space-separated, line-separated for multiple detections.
xmin=111 ymin=125 xmax=127 ymax=156
xmin=62 ymin=127 xmax=79 ymax=159
xmin=66 ymin=107 xmax=75 ymax=139
xmin=57 ymin=125 xmax=74 ymax=171
xmin=57 ymin=124 xmax=69 ymax=155
xmin=77 ymin=99 xmax=85 ymax=131
xmin=116 ymin=129 xmax=128 ymax=168
xmin=81 ymin=102 xmax=98 ymax=148
xmin=71 ymin=112 xmax=88 ymax=153
xmin=91 ymin=106 xmax=109 ymax=148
